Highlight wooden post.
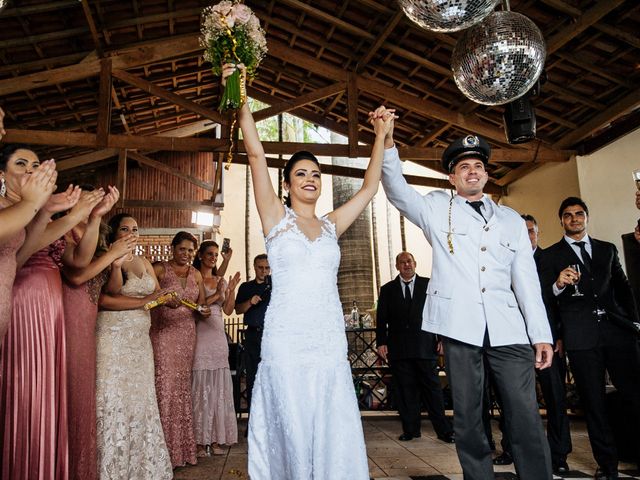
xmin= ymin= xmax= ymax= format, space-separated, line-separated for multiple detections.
xmin=96 ymin=59 xmax=112 ymax=148
xmin=117 ymin=149 xmax=127 ymax=207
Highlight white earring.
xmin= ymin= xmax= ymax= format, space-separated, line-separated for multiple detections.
xmin=0 ymin=178 xmax=5 ymax=197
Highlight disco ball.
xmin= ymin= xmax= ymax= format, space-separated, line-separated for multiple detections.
xmin=398 ymin=0 xmax=500 ymax=32
xmin=451 ymin=11 xmax=546 ymax=105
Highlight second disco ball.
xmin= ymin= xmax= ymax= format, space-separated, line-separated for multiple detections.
xmin=398 ymin=0 xmax=500 ymax=32
xmin=451 ymin=11 xmax=546 ymax=105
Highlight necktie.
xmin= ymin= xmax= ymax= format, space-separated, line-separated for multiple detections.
xmin=573 ymin=241 xmax=592 ymax=271
xmin=403 ymin=281 xmax=412 ymax=303
xmin=467 ymin=200 xmax=487 ymax=224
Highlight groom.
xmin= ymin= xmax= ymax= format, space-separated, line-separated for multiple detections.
xmin=377 ymin=112 xmax=554 ymax=480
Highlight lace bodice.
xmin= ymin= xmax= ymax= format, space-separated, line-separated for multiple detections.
xmin=261 ymin=207 xmax=346 ymax=366
xmin=121 ymin=271 xmax=156 ymax=298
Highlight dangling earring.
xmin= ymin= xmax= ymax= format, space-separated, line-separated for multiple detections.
xmin=0 ymin=177 xmax=6 ymax=197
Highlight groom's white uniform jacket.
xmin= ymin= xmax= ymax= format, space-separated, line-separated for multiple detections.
xmin=381 ymin=146 xmax=552 ymax=347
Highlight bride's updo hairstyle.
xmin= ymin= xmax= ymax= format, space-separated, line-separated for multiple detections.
xmin=282 ymin=150 xmax=321 ymax=207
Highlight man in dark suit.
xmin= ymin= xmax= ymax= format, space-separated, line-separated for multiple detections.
xmin=376 ymin=251 xmax=454 ymax=443
xmin=621 ymin=192 xmax=640 ymax=312
xmin=538 ymin=197 xmax=640 ymax=480
xmin=493 ymin=215 xmax=572 ymax=474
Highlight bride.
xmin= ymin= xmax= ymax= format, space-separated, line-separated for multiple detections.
xmin=226 ymin=64 xmax=394 ymax=479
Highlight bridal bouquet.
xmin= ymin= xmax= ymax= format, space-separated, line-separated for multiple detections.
xmin=201 ymin=1 xmax=267 ymax=111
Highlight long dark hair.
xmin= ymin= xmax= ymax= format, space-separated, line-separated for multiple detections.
xmin=282 ymin=150 xmax=321 ymax=207
xmin=193 ymin=240 xmax=219 ymax=275
xmin=106 ymin=213 xmax=135 ymax=244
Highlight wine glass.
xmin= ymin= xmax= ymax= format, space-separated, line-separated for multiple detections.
xmin=569 ymin=264 xmax=583 ymax=297
xmin=633 ymin=169 xmax=640 ymax=191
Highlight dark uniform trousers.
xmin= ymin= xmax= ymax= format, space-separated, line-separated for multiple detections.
xmin=494 ymin=350 xmax=572 ymax=465
xmin=444 ymin=338 xmax=552 ymax=480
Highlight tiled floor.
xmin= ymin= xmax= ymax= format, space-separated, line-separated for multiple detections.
xmin=173 ymin=413 xmax=639 ymax=479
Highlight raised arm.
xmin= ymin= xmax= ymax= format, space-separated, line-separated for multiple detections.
xmin=379 ymin=119 xmax=433 ymax=232
xmin=63 ymin=235 xmax=135 ymax=286
xmin=226 ymin=64 xmax=284 ymax=234
xmin=62 ymin=186 xmax=119 ymax=269
xmin=222 ymin=272 xmax=241 ymax=316
xmin=0 ymin=159 xmax=57 ymax=244
xmin=327 ymin=107 xmax=395 ymax=237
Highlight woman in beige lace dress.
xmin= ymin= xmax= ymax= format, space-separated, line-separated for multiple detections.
xmin=95 ymin=213 xmax=172 ymax=480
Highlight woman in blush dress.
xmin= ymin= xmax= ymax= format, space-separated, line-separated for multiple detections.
xmin=0 ymin=145 xmax=105 ymax=480
xmin=61 ymin=186 xmax=137 ymax=480
xmin=192 ymin=240 xmax=241 ymax=456
xmin=227 ymin=64 xmax=394 ymax=479
xmin=0 ymin=149 xmax=57 ymax=339
xmin=150 ymin=231 xmax=210 ymax=468
xmin=95 ymin=213 xmax=173 ymax=480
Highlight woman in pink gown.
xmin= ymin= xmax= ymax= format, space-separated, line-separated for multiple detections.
xmin=61 ymin=186 xmax=134 ymax=480
xmin=0 ymin=145 xmax=104 ymax=480
xmin=151 ymin=231 xmax=210 ymax=468
xmin=0 ymin=147 xmax=56 ymax=339
xmin=192 ymin=240 xmax=241 ymax=455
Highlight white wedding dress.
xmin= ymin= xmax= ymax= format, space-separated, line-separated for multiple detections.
xmin=248 ymin=207 xmax=369 ymax=480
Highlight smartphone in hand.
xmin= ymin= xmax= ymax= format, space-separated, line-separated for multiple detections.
xmin=221 ymin=237 xmax=231 ymax=253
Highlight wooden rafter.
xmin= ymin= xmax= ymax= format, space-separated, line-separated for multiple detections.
xmin=117 ymin=149 xmax=127 ymax=207
xmin=80 ymin=0 xmax=103 ymax=57
xmin=553 ymin=88 xmax=640 ymax=149
xmin=112 ymin=69 xmax=225 ymax=125
xmin=96 ymin=59 xmax=113 ymax=147
xmin=546 ymin=0 xmax=626 ymax=54
xmin=252 ymin=82 xmax=346 ymax=122
xmin=127 ymin=151 xmax=214 ymax=192
xmin=0 ymin=35 xmax=201 ymax=96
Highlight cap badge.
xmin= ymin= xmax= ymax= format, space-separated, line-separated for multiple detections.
xmin=462 ymin=135 xmax=480 ymax=148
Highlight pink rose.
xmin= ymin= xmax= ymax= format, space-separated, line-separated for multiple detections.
xmin=233 ymin=4 xmax=252 ymax=25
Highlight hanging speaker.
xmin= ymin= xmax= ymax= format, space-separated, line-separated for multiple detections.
xmin=503 ymin=95 xmax=536 ymax=144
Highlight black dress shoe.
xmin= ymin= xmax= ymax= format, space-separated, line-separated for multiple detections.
xmin=492 ymin=451 xmax=514 ymax=466
xmin=437 ymin=432 xmax=455 ymax=444
xmin=398 ymin=433 xmax=414 ymax=441
xmin=594 ymin=467 xmax=618 ymax=479
xmin=552 ymin=459 xmax=569 ymax=474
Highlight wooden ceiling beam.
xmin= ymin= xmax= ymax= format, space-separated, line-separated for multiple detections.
xmin=594 ymin=23 xmax=640 ymax=50
xmin=347 ymin=74 xmax=359 ymax=158
xmin=497 ymin=164 xmax=543 ymax=188
xmin=80 ymin=0 xmax=103 ymax=57
xmin=540 ymin=0 xmax=581 ymax=17
xmin=112 ymin=68 xmax=225 ymax=125
xmin=252 ymin=81 xmax=346 ymax=123
xmin=546 ymin=0 xmax=625 ymax=55
xmin=234 ymin=154 xmax=503 ymax=194
xmin=554 ymin=51 xmax=634 ymax=89
xmin=2 ymin=129 xmax=226 ymax=152
xmin=127 ymin=151 xmax=213 ymax=192
xmin=0 ymin=34 xmax=201 ymax=96
xmin=247 ymin=85 xmax=378 ymax=146
xmin=553 ymin=88 xmax=640 ymax=149
xmin=266 ymin=39 xmax=570 ymax=156
xmin=57 ymin=148 xmax=119 ymax=172
xmin=355 ymin=9 xmax=404 ymax=72
xmin=1 ymin=0 xmax=80 ymax=17
xmin=96 ymin=59 xmax=113 ymax=147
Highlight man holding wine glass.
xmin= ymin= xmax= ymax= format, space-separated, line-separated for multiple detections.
xmin=538 ymin=197 xmax=640 ymax=480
